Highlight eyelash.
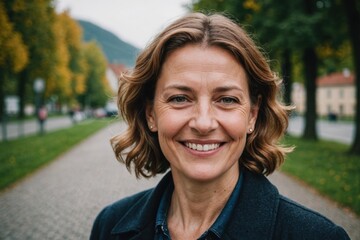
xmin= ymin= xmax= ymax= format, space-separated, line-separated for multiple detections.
xmin=168 ymin=95 xmax=240 ymax=106
xmin=218 ymin=96 xmax=240 ymax=105
xmin=168 ymin=95 xmax=189 ymax=103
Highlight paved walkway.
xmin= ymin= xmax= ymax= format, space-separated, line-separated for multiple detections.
xmin=0 ymin=116 xmax=73 ymax=141
xmin=0 ymin=121 xmax=359 ymax=239
xmin=287 ymin=116 xmax=354 ymax=144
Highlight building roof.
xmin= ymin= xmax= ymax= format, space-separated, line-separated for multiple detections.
xmin=108 ymin=63 xmax=127 ymax=77
xmin=317 ymin=70 xmax=355 ymax=87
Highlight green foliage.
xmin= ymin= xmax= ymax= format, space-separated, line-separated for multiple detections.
xmin=3 ymin=0 xmax=57 ymax=118
xmin=5 ymin=0 xmax=57 ymax=80
xmin=0 ymin=1 xmax=29 ymax=120
xmin=45 ymin=12 xmax=86 ymax=105
xmin=282 ymin=135 xmax=360 ymax=215
xmin=78 ymin=20 xmax=140 ymax=67
xmin=1 ymin=2 xmax=126 ymax=116
xmin=80 ymin=42 xmax=111 ymax=108
xmin=191 ymin=0 xmax=351 ymax=77
xmin=0 ymin=119 xmax=110 ymax=190
xmin=0 ymin=2 xmax=28 ymax=73
xmin=63 ymin=13 xmax=87 ymax=97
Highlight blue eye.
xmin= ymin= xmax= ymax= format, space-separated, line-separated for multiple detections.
xmin=169 ymin=95 xmax=188 ymax=103
xmin=219 ymin=97 xmax=238 ymax=104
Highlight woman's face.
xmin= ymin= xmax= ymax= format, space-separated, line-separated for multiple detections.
xmin=146 ymin=44 xmax=258 ymax=183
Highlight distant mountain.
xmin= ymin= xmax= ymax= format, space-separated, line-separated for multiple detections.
xmin=77 ymin=20 xmax=140 ymax=67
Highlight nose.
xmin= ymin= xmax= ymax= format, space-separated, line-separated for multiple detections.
xmin=188 ymin=100 xmax=218 ymax=134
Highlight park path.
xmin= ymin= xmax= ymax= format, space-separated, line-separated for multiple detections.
xmin=0 ymin=121 xmax=359 ymax=239
xmin=0 ymin=116 xmax=73 ymax=141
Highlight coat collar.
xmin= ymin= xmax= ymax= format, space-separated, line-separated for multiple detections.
xmin=110 ymin=172 xmax=172 ymax=238
xmin=224 ymin=170 xmax=279 ymax=239
xmin=110 ymin=169 xmax=280 ymax=239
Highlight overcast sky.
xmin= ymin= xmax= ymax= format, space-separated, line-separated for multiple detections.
xmin=55 ymin=0 xmax=192 ymax=49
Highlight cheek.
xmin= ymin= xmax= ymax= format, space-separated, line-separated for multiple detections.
xmin=217 ymin=111 xmax=249 ymax=139
xmin=155 ymin=110 xmax=189 ymax=161
xmin=155 ymin=107 xmax=189 ymax=136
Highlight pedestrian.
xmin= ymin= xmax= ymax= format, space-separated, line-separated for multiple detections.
xmin=90 ymin=12 xmax=350 ymax=239
xmin=38 ymin=105 xmax=47 ymax=135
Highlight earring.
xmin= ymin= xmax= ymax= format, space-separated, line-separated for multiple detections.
xmin=150 ymin=125 xmax=153 ymax=130
xmin=249 ymin=128 xmax=253 ymax=133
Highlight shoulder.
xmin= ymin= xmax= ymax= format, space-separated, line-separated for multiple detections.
xmin=90 ymin=189 xmax=153 ymax=240
xmin=275 ymin=195 xmax=350 ymax=239
xmin=90 ymin=172 xmax=173 ymax=239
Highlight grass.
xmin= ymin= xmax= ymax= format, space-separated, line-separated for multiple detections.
xmin=0 ymin=119 xmax=111 ymax=190
xmin=281 ymin=135 xmax=360 ymax=216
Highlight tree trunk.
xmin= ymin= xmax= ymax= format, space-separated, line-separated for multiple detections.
xmin=0 ymin=70 xmax=4 ymax=121
xmin=343 ymin=0 xmax=360 ymax=154
xmin=281 ymin=49 xmax=292 ymax=105
xmin=0 ymin=69 xmax=8 ymax=141
xmin=17 ymin=70 xmax=27 ymax=119
xmin=302 ymin=47 xmax=318 ymax=140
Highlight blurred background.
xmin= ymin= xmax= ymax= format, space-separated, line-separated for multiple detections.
xmin=1 ymin=0 xmax=359 ymax=144
xmin=0 ymin=0 xmax=359 ymax=239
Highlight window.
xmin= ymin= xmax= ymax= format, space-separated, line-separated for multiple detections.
xmin=339 ymin=105 xmax=344 ymax=116
xmin=327 ymin=89 xmax=331 ymax=98
xmin=339 ymin=89 xmax=344 ymax=99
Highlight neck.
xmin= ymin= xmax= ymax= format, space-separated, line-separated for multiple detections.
xmin=167 ymin=168 xmax=239 ymax=239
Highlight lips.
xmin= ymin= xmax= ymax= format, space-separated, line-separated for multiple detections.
xmin=184 ymin=142 xmax=221 ymax=152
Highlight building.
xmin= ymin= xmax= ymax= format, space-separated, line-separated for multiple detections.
xmin=291 ymin=82 xmax=306 ymax=114
xmin=291 ymin=69 xmax=356 ymax=118
xmin=106 ymin=63 xmax=128 ymax=116
xmin=106 ymin=63 xmax=127 ymax=94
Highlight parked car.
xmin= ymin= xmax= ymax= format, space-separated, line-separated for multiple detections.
xmin=93 ymin=108 xmax=106 ymax=118
xmin=105 ymin=102 xmax=118 ymax=117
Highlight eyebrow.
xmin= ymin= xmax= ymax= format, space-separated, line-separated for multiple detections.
xmin=212 ymin=85 xmax=244 ymax=94
xmin=163 ymin=84 xmax=245 ymax=94
xmin=163 ymin=84 xmax=194 ymax=93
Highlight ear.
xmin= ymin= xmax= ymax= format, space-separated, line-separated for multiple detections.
xmin=146 ymin=101 xmax=158 ymax=132
xmin=248 ymin=95 xmax=261 ymax=134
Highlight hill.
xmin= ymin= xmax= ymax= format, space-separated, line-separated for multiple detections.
xmin=77 ymin=20 xmax=140 ymax=67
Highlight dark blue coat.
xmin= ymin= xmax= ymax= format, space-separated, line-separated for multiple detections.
xmin=90 ymin=169 xmax=350 ymax=239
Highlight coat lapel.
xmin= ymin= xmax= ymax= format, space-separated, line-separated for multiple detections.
xmin=110 ymin=172 xmax=172 ymax=239
xmin=224 ymin=169 xmax=280 ymax=240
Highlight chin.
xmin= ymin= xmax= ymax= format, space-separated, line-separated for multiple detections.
xmin=184 ymin=167 xmax=223 ymax=182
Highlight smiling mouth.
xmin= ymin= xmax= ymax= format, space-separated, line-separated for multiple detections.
xmin=184 ymin=142 xmax=221 ymax=152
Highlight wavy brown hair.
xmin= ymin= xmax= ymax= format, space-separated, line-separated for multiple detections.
xmin=111 ymin=12 xmax=293 ymax=178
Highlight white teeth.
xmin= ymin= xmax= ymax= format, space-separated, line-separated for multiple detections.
xmin=185 ymin=143 xmax=220 ymax=152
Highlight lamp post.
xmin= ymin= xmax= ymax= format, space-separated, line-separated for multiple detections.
xmin=33 ymin=78 xmax=45 ymax=135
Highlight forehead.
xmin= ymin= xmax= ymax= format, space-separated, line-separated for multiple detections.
xmin=157 ymin=44 xmax=248 ymax=90
xmin=163 ymin=44 xmax=240 ymax=71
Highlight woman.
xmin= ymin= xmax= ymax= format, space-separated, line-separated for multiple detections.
xmin=90 ymin=13 xmax=349 ymax=239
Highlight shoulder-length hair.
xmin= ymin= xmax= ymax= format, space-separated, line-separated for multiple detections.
xmin=111 ymin=12 xmax=293 ymax=178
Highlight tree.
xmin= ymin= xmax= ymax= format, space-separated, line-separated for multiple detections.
xmin=250 ymin=0 xmax=300 ymax=106
xmin=301 ymin=0 xmax=348 ymax=139
xmin=343 ymin=0 xmax=360 ymax=154
xmin=300 ymin=0 xmax=319 ymax=140
xmin=0 ymin=1 xmax=28 ymax=120
xmin=58 ymin=11 xmax=86 ymax=102
xmin=79 ymin=42 xmax=111 ymax=108
xmin=4 ymin=0 xmax=57 ymax=119
xmin=46 ymin=12 xmax=72 ymax=104
xmin=42 ymin=11 xmax=87 ymax=111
